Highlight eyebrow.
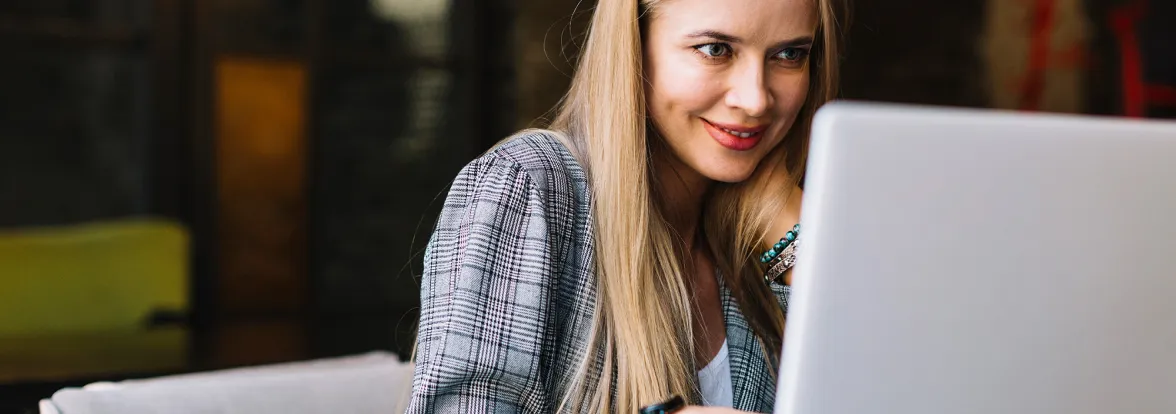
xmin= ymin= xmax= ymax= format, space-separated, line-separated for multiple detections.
xmin=686 ymin=30 xmax=815 ymax=49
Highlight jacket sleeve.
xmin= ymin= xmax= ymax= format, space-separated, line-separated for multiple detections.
xmin=408 ymin=154 xmax=560 ymax=413
xmin=771 ymin=282 xmax=791 ymax=315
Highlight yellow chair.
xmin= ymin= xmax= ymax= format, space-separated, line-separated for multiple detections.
xmin=0 ymin=218 xmax=189 ymax=336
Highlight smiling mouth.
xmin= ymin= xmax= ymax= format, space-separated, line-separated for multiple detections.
xmin=701 ymin=118 xmax=768 ymax=151
xmin=702 ymin=119 xmax=768 ymax=137
xmin=721 ymin=128 xmax=757 ymax=138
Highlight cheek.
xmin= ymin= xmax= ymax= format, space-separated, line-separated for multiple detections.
xmin=648 ymin=63 xmax=721 ymax=124
xmin=772 ymin=74 xmax=811 ymax=118
xmin=650 ymin=81 xmax=720 ymax=142
xmin=652 ymin=84 xmax=709 ymax=121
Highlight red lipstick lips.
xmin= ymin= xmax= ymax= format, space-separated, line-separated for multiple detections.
xmin=702 ymin=118 xmax=767 ymax=151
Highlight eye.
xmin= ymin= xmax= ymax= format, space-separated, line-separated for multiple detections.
xmin=694 ymin=43 xmax=732 ymax=59
xmin=774 ymin=47 xmax=809 ymax=62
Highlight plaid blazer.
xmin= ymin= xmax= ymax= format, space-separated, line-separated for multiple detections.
xmin=408 ymin=131 xmax=792 ymax=413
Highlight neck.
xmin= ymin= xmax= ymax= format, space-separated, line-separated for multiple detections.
xmin=653 ymin=149 xmax=712 ymax=250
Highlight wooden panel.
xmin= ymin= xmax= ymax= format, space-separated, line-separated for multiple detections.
xmin=207 ymin=319 xmax=308 ymax=367
xmin=214 ymin=56 xmax=308 ymax=315
xmin=982 ymin=0 xmax=1091 ymax=113
xmin=513 ymin=0 xmax=587 ymax=129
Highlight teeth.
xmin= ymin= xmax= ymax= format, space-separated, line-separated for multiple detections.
xmin=722 ymin=128 xmax=755 ymax=138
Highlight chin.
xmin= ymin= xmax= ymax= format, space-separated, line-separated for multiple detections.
xmin=701 ymin=163 xmax=758 ymax=183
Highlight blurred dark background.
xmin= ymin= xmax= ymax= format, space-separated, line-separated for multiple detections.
xmin=0 ymin=0 xmax=1172 ymax=412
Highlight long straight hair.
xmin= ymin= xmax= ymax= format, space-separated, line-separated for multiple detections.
xmin=545 ymin=0 xmax=849 ymax=411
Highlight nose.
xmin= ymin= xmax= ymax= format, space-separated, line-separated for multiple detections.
xmin=724 ymin=60 xmax=773 ymax=118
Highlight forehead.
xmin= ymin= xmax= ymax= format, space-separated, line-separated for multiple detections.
xmin=649 ymin=0 xmax=818 ymax=40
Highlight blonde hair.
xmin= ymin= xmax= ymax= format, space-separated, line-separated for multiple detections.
xmin=542 ymin=0 xmax=849 ymax=411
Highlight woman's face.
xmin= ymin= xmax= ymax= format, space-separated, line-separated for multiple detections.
xmin=644 ymin=0 xmax=817 ymax=183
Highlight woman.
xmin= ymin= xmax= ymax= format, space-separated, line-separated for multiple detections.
xmin=409 ymin=0 xmax=847 ymax=412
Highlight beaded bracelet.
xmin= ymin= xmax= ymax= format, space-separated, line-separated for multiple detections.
xmin=761 ymin=223 xmax=799 ymax=263
xmin=764 ymin=238 xmax=799 ymax=284
xmin=761 ymin=223 xmax=800 ymax=284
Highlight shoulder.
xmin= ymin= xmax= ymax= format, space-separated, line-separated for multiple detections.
xmin=480 ymin=129 xmax=588 ymax=194
xmin=414 ymin=131 xmax=598 ymax=411
xmin=439 ymin=129 xmax=593 ymax=229
xmin=450 ymin=130 xmax=590 ymax=214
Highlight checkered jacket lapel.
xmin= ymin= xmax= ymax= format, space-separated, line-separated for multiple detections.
xmin=722 ymin=277 xmax=792 ymax=412
xmin=409 ymin=131 xmax=789 ymax=413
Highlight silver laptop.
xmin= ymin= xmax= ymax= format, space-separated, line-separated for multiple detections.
xmin=777 ymin=101 xmax=1176 ymax=414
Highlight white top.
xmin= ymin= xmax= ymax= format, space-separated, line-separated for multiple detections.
xmin=697 ymin=339 xmax=733 ymax=407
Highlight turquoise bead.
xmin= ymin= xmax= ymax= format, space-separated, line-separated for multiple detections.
xmin=762 ymin=223 xmax=801 ymax=265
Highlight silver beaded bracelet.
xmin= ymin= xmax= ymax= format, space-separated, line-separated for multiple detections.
xmin=763 ymin=237 xmax=799 ymax=285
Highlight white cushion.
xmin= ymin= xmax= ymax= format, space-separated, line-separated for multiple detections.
xmin=45 ymin=352 xmax=414 ymax=414
xmin=39 ymin=399 xmax=61 ymax=414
